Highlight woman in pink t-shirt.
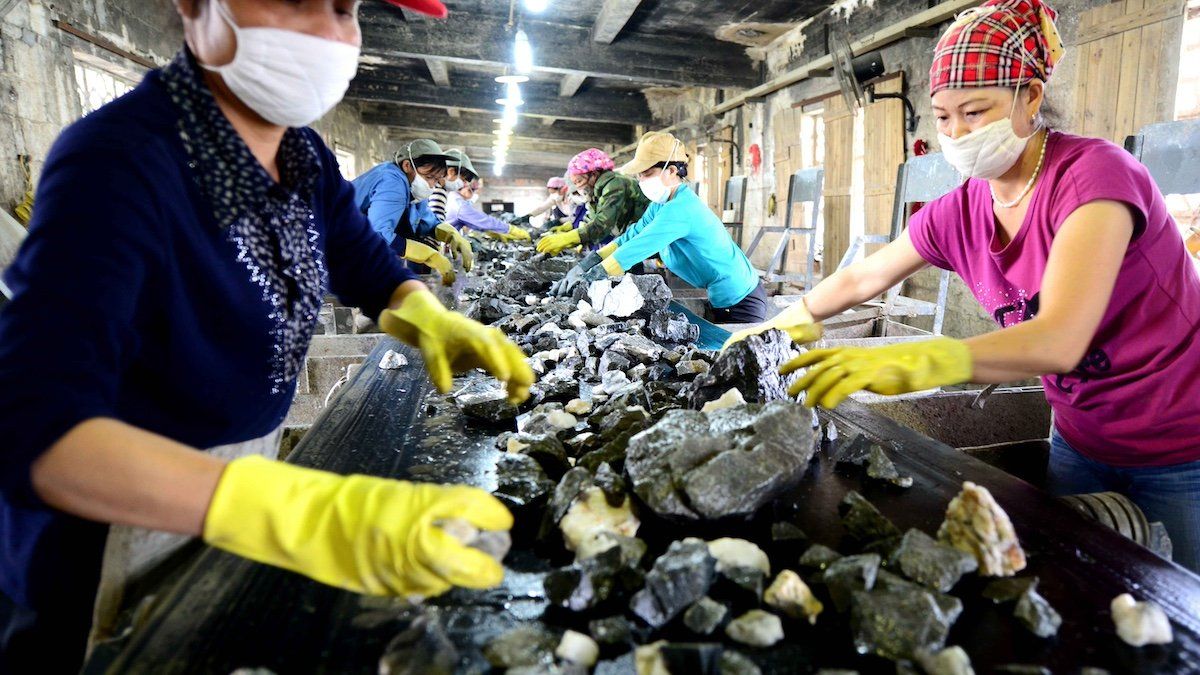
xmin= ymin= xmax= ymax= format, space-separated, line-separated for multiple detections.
xmin=735 ymin=0 xmax=1200 ymax=572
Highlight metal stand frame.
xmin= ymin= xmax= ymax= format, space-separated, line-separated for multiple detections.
xmin=721 ymin=175 xmax=747 ymax=248
xmin=746 ymin=168 xmax=823 ymax=292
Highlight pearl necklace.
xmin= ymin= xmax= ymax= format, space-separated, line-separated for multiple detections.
xmin=991 ymin=130 xmax=1049 ymax=209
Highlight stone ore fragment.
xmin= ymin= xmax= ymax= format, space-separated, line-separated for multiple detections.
xmin=544 ymin=546 xmax=645 ymax=612
xmin=675 ymin=360 xmax=711 ymax=377
xmin=560 ymin=487 xmax=640 ymax=555
xmin=866 ymin=446 xmax=913 ymax=488
xmin=598 ymin=351 xmax=632 ymax=375
xmin=982 ymin=577 xmax=1038 ymax=604
xmin=685 ymin=330 xmax=798 ymax=409
xmin=436 ymin=517 xmax=512 ymax=562
xmin=565 ymin=398 xmax=593 ymax=416
xmin=593 ymin=462 xmax=627 ymax=506
xmin=719 ymin=650 xmax=762 ymax=675
xmin=633 ymin=641 xmax=670 ymax=675
xmin=629 ymin=538 xmax=717 ymax=628
xmin=587 ymin=277 xmax=647 ymax=318
xmin=914 ymin=646 xmax=974 ymax=675
xmin=507 ymin=433 xmax=570 ymax=480
xmin=496 ymin=264 xmax=554 ymax=297
xmin=684 ymin=597 xmax=728 ymax=635
xmin=456 ymin=389 xmax=519 ymax=422
xmin=1111 ymin=593 xmax=1173 ymax=646
xmin=839 ymin=491 xmax=902 ymax=544
xmin=483 ymin=625 xmax=558 ymax=669
xmin=649 ymin=310 xmax=700 ymax=344
xmin=874 ymin=570 xmax=963 ymax=626
xmin=707 ymin=538 xmax=771 ymax=575
xmin=821 ymin=553 xmax=881 ymax=612
xmin=629 ymin=274 xmax=673 ymax=316
xmin=765 ymin=570 xmax=823 ymax=624
xmin=378 ymin=349 xmax=408 ymax=370
xmin=467 ymin=296 xmax=522 ymax=324
xmin=611 ymin=334 xmax=664 ymax=363
xmin=576 ymin=531 xmax=647 ymax=565
xmin=712 ymin=565 xmax=766 ymax=607
xmin=556 ymin=630 xmax=600 ymax=668
xmin=543 ymin=467 xmax=593 ymax=533
xmin=724 ymin=610 xmax=784 ymax=648
xmin=493 ymin=454 xmax=554 ymax=509
xmin=588 ymin=615 xmax=632 ymax=646
xmin=833 ymin=433 xmax=877 ymax=468
xmin=798 ymin=544 xmax=843 ymax=571
xmin=659 ymin=643 xmax=725 ymax=675
xmin=1014 ymin=585 xmax=1062 ymax=638
xmin=850 ymin=587 xmax=958 ymax=661
xmin=937 ymin=482 xmax=1027 ymax=577
xmin=626 ymin=402 xmax=817 ymax=521
xmin=995 ymin=667 xmax=1051 ymax=675
xmin=771 ymin=521 xmax=807 ymax=543
xmin=890 ymin=529 xmax=978 ymax=592
xmin=378 ymin=612 xmax=457 ymax=675
xmin=700 ymin=386 xmax=744 ymax=413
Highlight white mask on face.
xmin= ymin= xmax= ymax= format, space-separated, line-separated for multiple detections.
xmin=201 ymin=1 xmax=360 ymax=128
xmin=938 ymin=80 xmax=1040 ymax=180
xmin=444 ymin=178 xmax=464 ymax=191
xmin=406 ymin=146 xmax=434 ymax=200
xmin=638 ymin=141 xmax=680 ymax=204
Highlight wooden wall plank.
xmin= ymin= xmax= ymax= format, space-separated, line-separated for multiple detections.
xmin=1075 ymin=0 xmax=1184 ymax=44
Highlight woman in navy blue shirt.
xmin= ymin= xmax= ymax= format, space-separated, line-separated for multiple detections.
xmin=0 ymin=0 xmax=531 ymax=669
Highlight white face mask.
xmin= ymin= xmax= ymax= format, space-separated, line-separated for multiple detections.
xmin=638 ymin=141 xmax=680 ymax=204
xmin=410 ymin=173 xmax=433 ymax=200
xmin=444 ymin=178 xmax=464 ymax=191
xmin=202 ymin=1 xmax=360 ymax=128
xmin=938 ymin=82 xmax=1039 ymax=180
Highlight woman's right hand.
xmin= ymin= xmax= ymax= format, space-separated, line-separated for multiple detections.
xmin=203 ymin=456 xmax=512 ymax=598
xmin=722 ymin=297 xmax=823 ymax=350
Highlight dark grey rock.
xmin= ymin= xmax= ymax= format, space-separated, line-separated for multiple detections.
xmin=798 ymin=544 xmax=843 ymax=571
xmin=542 ymin=467 xmax=592 ymax=536
xmin=850 ymin=587 xmax=958 ymax=661
xmin=873 ymin=570 xmax=963 ymax=626
xmin=598 ymin=351 xmax=631 ymax=375
xmin=889 ymin=529 xmax=978 ymax=592
xmin=982 ymin=577 xmax=1039 ymax=604
xmin=839 ymin=491 xmax=902 ymax=544
xmin=456 ymin=389 xmax=519 ymax=422
xmin=866 ymin=446 xmax=913 ymax=488
xmin=496 ymin=265 xmax=555 ymax=297
xmin=1014 ymin=585 xmax=1062 ymax=638
xmin=676 ymin=360 xmax=711 ymax=377
xmin=629 ymin=538 xmax=717 ymax=628
xmin=378 ymin=611 xmax=457 ymax=675
xmin=684 ymin=597 xmax=729 ymax=635
xmin=685 ymin=330 xmax=798 ymax=409
xmin=610 ymin=334 xmax=665 ymax=363
xmin=593 ymin=462 xmax=627 ymax=507
xmin=493 ymin=454 xmax=555 ymax=509
xmin=588 ymin=615 xmax=632 ymax=646
xmin=660 ymin=643 xmax=725 ymax=675
xmin=629 ymin=274 xmax=673 ymax=316
xmin=771 ymin=521 xmax=808 ymax=543
xmin=544 ymin=547 xmax=645 ymax=612
xmin=821 ymin=554 xmax=881 ymax=612
xmin=483 ymin=625 xmax=558 ymax=669
xmin=467 ymin=296 xmax=523 ymax=324
xmin=995 ymin=666 xmax=1052 ymax=674
xmin=649 ymin=310 xmax=700 ymax=344
xmin=507 ymin=433 xmax=570 ymax=481
xmin=833 ymin=433 xmax=876 ymax=468
xmin=625 ymin=402 xmax=817 ymax=521
xmin=711 ymin=565 xmax=766 ymax=608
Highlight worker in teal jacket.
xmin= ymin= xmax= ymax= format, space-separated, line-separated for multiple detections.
xmin=555 ymin=131 xmax=767 ymax=323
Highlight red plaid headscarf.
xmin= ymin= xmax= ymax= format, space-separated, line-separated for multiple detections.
xmin=929 ymin=0 xmax=1065 ymax=95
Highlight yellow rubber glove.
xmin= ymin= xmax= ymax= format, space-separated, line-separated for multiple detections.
xmin=551 ymin=222 xmax=575 ymax=234
xmin=723 ymin=298 xmax=823 ymax=350
xmin=434 ymin=223 xmax=474 ymax=272
xmin=379 ymin=289 xmax=534 ymax=403
xmin=599 ymin=255 xmax=624 ymax=277
xmin=781 ymin=336 xmax=973 ymax=409
xmin=598 ymin=242 xmax=618 ymax=259
xmin=536 ymin=229 xmax=581 ymax=255
xmin=505 ymin=225 xmax=531 ymax=242
xmin=203 ymin=456 xmax=512 ymax=597
xmin=403 ymin=240 xmax=455 ymax=286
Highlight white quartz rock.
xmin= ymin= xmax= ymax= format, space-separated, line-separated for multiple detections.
xmin=589 ymin=276 xmax=646 ymax=318
xmin=707 ymin=537 xmax=770 ymax=575
xmin=560 ymin=487 xmax=640 ymax=555
xmin=700 ymin=388 xmax=746 ymax=413
xmin=564 ymin=398 xmax=593 ymax=416
xmin=1111 ymin=593 xmax=1173 ymax=646
xmin=725 ymin=609 xmax=784 ymax=647
xmin=916 ymin=646 xmax=975 ymax=675
xmin=764 ymin=570 xmax=823 ymax=624
xmin=937 ymin=481 xmax=1027 ymax=577
xmin=634 ymin=641 xmax=669 ymax=675
xmin=378 ymin=349 xmax=408 ymax=370
xmin=555 ymin=630 xmax=599 ymax=667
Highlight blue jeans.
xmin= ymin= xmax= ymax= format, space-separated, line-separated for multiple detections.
xmin=1047 ymin=430 xmax=1200 ymax=573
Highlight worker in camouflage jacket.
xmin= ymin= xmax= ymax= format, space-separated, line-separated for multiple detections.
xmin=536 ymin=148 xmax=649 ymax=254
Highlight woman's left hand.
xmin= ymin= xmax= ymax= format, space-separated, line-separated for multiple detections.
xmin=782 ymin=337 xmax=972 ymax=408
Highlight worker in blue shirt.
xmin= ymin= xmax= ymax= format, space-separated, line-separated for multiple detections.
xmin=0 ymin=1 xmax=529 ymax=671
xmin=352 ymin=138 xmax=465 ymax=283
xmin=555 ymin=131 xmax=768 ymax=323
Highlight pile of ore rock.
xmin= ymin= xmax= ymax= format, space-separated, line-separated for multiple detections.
xmin=387 ymin=243 xmax=1070 ymax=675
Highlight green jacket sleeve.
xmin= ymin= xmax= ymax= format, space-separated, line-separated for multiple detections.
xmin=577 ymin=173 xmax=648 ymax=244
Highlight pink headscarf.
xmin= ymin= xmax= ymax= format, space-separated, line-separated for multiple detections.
xmin=567 ymin=149 xmax=615 ymax=176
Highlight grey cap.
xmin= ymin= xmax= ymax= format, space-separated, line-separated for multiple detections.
xmin=394 ymin=138 xmax=454 ymax=166
xmin=445 ymin=149 xmax=479 ymax=178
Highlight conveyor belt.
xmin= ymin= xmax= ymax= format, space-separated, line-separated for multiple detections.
xmin=94 ymin=330 xmax=1200 ymax=673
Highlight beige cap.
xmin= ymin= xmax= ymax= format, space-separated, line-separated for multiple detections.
xmin=618 ymin=131 xmax=687 ymax=176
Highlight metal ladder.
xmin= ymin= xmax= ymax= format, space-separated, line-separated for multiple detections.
xmin=746 ymin=167 xmax=823 ymax=292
